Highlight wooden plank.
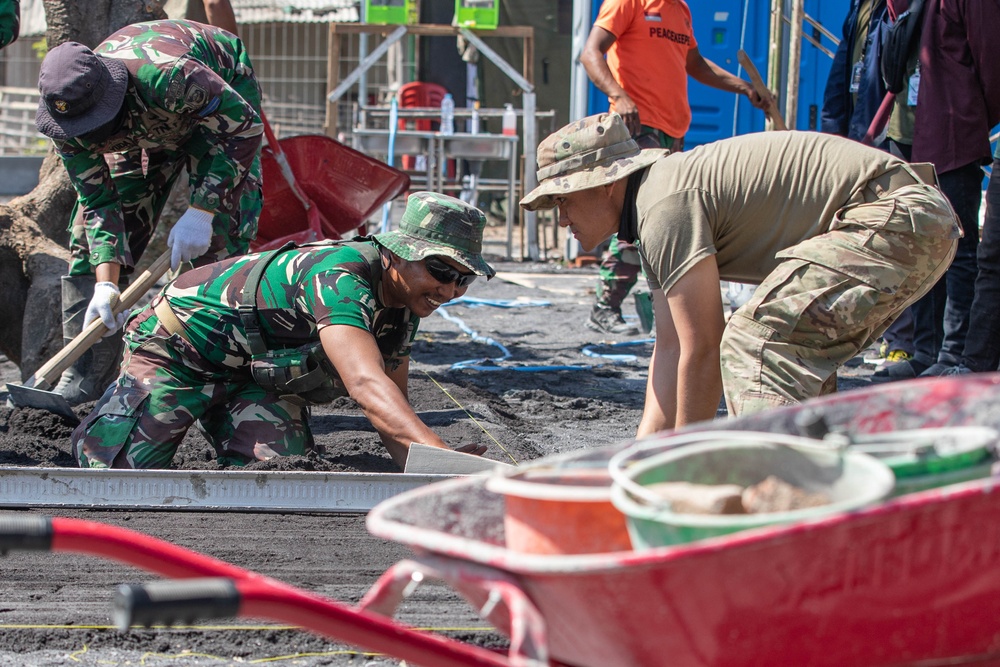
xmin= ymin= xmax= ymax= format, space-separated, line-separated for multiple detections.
xmin=493 ymin=271 xmax=592 ymax=295
xmin=404 ymin=443 xmax=514 ymax=474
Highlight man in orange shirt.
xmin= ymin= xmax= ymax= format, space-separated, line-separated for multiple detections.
xmin=579 ymin=0 xmax=767 ymax=335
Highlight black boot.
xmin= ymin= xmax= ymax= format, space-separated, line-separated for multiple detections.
xmin=586 ymin=305 xmax=640 ymax=336
xmin=53 ymin=275 xmax=125 ymax=406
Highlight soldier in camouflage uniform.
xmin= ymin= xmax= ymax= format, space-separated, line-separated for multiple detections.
xmin=35 ymin=20 xmax=263 ymax=406
xmin=70 ymin=192 xmax=495 ymax=470
xmin=521 ymin=113 xmax=959 ymax=432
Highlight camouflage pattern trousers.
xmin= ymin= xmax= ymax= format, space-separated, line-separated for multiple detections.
xmin=721 ymin=182 xmax=960 ymax=417
xmin=70 ymin=301 xmax=313 ymax=468
xmin=596 ymin=234 xmax=643 ymax=311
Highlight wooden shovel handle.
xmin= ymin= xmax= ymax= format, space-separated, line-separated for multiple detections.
xmin=737 ymin=49 xmax=787 ymax=131
xmin=29 ymin=250 xmax=172 ymax=389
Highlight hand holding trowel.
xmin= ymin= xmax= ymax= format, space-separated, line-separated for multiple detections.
xmin=6 ymin=249 xmax=172 ymax=422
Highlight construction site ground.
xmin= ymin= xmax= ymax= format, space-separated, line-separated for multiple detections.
xmin=0 ymin=259 xmax=877 ymax=666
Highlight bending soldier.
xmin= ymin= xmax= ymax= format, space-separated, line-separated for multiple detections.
xmin=35 ymin=19 xmax=264 ymax=405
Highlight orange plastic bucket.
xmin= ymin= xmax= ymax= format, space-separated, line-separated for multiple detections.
xmin=486 ymin=468 xmax=633 ymax=555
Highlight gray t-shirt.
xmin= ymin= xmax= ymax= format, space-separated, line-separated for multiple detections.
xmin=636 ymin=131 xmax=905 ymax=293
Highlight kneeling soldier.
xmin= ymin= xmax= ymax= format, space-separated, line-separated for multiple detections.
xmin=71 ymin=193 xmax=494 ymax=469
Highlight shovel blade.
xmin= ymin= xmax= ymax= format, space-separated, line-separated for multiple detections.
xmin=6 ymin=383 xmax=80 ymax=424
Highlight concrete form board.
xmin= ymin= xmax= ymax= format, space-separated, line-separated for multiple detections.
xmin=0 ymin=467 xmax=453 ymax=513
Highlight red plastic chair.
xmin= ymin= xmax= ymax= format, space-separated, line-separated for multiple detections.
xmin=396 ymin=82 xmax=450 ymax=174
xmin=397 ymin=81 xmax=448 ymax=132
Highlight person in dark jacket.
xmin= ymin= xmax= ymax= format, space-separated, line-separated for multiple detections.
xmin=821 ymin=0 xmax=891 ymax=144
xmin=873 ymin=0 xmax=1000 ymax=381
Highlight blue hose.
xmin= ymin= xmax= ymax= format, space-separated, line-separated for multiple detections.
xmin=431 ymin=301 xmax=652 ymax=371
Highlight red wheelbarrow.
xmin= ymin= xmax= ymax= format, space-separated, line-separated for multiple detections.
xmin=361 ymin=374 xmax=1000 ymax=667
xmin=8 ymin=377 xmax=1000 ymax=667
xmin=252 ymin=124 xmax=410 ymax=252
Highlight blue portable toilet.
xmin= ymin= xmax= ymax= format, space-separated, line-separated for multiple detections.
xmin=587 ymin=1 xmax=848 ymax=148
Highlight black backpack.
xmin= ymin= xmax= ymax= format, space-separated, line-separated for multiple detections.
xmin=881 ymin=0 xmax=927 ymax=94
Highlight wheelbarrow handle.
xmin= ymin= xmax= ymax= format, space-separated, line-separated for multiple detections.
xmin=114 ymin=577 xmax=511 ymax=667
xmin=8 ymin=515 xmax=511 ymax=667
xmin=114 ymin=578 xmax=240 ymax=630
xmin=26 ymin=249 xmax=172 ymax=390
xmin=0 ymin=514 xmax=53 ymax=553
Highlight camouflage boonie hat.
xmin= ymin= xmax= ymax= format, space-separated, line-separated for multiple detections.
xmin=520 ymin=113 xmax=669 ymax=211
xmin=374 ymin=192 xmax=496 ymax=278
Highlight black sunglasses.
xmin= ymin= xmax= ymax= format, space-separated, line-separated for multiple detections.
xmin=424 ymin=257 xmax=477 ymax=287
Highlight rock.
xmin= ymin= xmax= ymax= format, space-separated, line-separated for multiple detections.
xmin=643 ymin=481 xmax=747 ymax=515
xmin=742 ymin=475 xmax=830 ymax=513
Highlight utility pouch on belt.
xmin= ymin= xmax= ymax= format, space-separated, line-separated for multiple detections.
xmin=239 ymin=239 xmax=382 ymax=406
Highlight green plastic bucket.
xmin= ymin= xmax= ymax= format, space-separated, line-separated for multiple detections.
xmin=609 ymin=431 xmax=896 ymax=550
xmin=848 ymin=427 xmax=997 ymax=496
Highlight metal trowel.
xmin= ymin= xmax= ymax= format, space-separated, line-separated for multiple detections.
xmin=6 ymin=249 xmax=172 ymax=423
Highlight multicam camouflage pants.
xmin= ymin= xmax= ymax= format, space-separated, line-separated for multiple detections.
xmin=721 ymin=182 xmax=960 ymax=416
xmin=70 ymin=301 xmax=313 ymax=468
xmin=67 ymin=124 xmax=263 ymax=276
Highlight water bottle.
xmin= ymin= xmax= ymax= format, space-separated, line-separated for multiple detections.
xmin=469 ymin=104 xmax=480 ymax=134
xmin=440 ymin=93 xmax=455 ymax=135
xmin=502 ymin=103 xmax=517 ymax=136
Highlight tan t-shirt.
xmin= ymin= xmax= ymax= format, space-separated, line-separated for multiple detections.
xmin=636 ymin=131 xmax=905 ymax=293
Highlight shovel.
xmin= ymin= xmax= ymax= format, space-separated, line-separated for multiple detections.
xmin=6 ymin=249 xmax=172 ymax=422
xmin=737 ymin=49 xmax=787 ymax=131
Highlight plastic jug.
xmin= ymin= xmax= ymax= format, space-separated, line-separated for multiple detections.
xmin=440 ymin=93 xmax=455 ymax=135
xmin=502 ymin=103 xmax=517 ymax=136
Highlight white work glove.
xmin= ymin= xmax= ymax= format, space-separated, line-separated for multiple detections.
xmin=167 ymin=206 xmax=215 ymax=271
xmin=84 ymin=282 xmax=130 ymax=337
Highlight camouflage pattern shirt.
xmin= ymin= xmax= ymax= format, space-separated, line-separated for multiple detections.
xmin=162 ymin=241 xmax=419 ymax=375
xmin=53 ymin=20 xmax=263 ymax=267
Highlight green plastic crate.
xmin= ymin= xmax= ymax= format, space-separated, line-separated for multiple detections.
xmin=365 ymin=0 xmax=418 ymax=25
xmin=455 ymin=0 xmax=498 ymax=29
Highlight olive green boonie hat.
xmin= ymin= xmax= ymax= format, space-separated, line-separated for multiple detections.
xmin=374 ymin=192 xmax=495 ymax=278
xmin=520 ymin=112 xmax=669 ymax=211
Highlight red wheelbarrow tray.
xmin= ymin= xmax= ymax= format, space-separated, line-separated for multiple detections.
xmin=252 ymin=134 xmax=410 ymax=251
xmin=366 ymin=373 xmax=1000 ymax=667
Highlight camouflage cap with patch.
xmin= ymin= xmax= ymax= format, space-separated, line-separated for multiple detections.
xmin=520 ymin=113 xmax=669 ymax=211
xmin=374 ymin=192 xmax=496 ymax=278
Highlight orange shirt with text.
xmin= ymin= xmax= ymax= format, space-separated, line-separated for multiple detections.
xmin=595 ymin=0 xmax=697 ymax=138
